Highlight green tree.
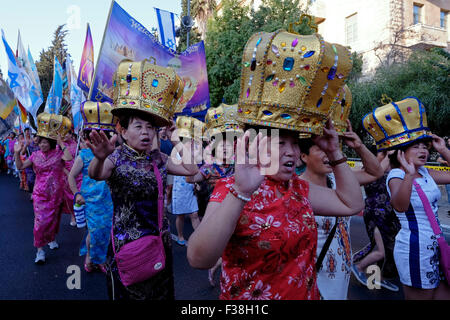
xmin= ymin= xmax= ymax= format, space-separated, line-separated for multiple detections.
xmin=205 ymin=0 xmax=316 ymax=107
xmin=35 ymin=24 xmax=69 ymax=113
xmin=348 ymin=48 xmax=450 ymax=139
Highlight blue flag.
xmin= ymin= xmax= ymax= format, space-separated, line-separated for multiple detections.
xmin=155 ymin=7 xmax=177 ymax=51
xmin=45 ymin=56 xmax=64 ymax=114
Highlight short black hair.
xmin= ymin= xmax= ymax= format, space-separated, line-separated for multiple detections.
xmin=24 ymin=128 xmax=30 ymax=132
xmin=298 ymin=138 xmax=315 ymax=155
xmin=37 ymin=136 xmax=57 ymax=150
xmin=117 ymin=110 xmax=156 ymax=129
xmin=388 ymin=138 xmax=432 ymax=168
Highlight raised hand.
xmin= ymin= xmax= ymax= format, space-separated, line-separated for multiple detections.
xmin=234 ymin=131 xmax=267 ymax=197
xmin=397 ymin=150 xmax=415 ymax=175
xmin=14 ymin=140 xmax=24 ymax=154
xmin=75 ymin=193 xmax=85 ymax=206
xmin=312 ymin=119 xmax=340 ymax=156
xmin=342 ymin=119 xmax=363 ymax=150
xmin=86 ymin=130 xmax=117 ymax=161
xmin=431 ymin=134 xmax=447 ymax=154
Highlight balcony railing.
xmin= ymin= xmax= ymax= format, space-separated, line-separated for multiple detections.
xmin=404 ymin=23 xmax=448 ymax=49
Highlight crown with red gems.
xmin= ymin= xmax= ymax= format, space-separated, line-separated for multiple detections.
xmin=112 ymin=58 xmax=184 ymax=127
xmin=237 ymin=29 xmax=352 ymax=135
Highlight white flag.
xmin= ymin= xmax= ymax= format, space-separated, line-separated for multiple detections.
xmin=154 ymin=8 xmax=177 ymax=51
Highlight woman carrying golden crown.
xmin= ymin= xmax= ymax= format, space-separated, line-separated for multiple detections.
xmin=13 ymin=113 xmax=73 ymax=264
xmin=187 ymin=30 xmax=365 ymax=299
xmin=363 ymin=97 xmax=450 ymax=300
xmin=86 ymin=59 xmax=199 ymax=300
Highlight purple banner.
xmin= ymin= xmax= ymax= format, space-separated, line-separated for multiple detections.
xmin=89 ymin=1 xmax=210 ymax=119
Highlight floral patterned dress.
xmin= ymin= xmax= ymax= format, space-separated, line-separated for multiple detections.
xmin=28 ymin=148 xmax=65 ymax=248
xmin=105 ymin=145 xmax=174 ymax=300
xmin=209 ymin=175 xmax=320 ymax=300
xmin=78 ymin=148 xmax=113 ymax=264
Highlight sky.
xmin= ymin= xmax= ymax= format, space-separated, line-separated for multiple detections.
xmin=0 ymin=0 xmax=182 ymax=77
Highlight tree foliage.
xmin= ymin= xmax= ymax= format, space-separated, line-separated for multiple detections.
xmin=205 ymin=0 xmax=315 ymax=108
xmin=35 ymin=24 xmax=69 ymax=113
xmin=348 ymin=48 xmax=450 ymax=139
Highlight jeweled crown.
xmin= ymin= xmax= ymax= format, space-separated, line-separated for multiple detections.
xmin=176 ymin=116 xmax=206 ymax=142
xmin=37 ymin=112 xmax=72 ymax=140
xmin=81 ymin=101 xmax=118 ymax=131
xmin=362 ymin=97 xmax=432 ymax=151
xmin=237 ymin=30 xmax=352 ymax=134
xmin=204 ymin=103 xmax=244 ymax=139
xmin=330 ymin=85 xmax=352 ymax=135
xmin=112 ymin=58 xmax=184 ymax=127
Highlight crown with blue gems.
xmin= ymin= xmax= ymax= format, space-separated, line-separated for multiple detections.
xmin=237 ymin=28 xmax=352 ymax=135
xmin=362 ymin=97 xmax=432 ymax=151
xmin=176 ymin=116 xmax=206 ymax=142
xmin=112 ymin=58 xmax=184 ymax=127
xmin=81 ymin=101 xmax=118 ymax=131
xmin=204 ymin=103 xmax=244 ymax=139
xmin=330 ymin=84 xmax=352 ymax=135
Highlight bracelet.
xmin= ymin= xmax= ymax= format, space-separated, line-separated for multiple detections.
xmin=329 ymin=156 xmax=348 ymax=167
xmin=229 ymin=185 xmax=252 ymax=202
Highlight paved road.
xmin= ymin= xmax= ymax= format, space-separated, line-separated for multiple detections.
xmin=0 ymin=172 xmax=448 ymax=300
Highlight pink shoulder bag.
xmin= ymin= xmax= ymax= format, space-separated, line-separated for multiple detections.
xmin=413 ymin=181 xmax=450 ymax=285
xmin=111 ymin=161 xmax=166 ymax=287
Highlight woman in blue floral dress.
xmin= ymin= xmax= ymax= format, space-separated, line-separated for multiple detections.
xmin=69 ymin=135 xmax=114 ymax=272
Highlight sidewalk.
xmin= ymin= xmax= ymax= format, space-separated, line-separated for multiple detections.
xmin=438 ymin=185 xmax=450 ymax=231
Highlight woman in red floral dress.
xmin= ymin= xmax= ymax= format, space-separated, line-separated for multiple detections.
xmin=187 ymin=121 xmax=365 ymax=300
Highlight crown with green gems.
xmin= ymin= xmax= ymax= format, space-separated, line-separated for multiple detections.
xmin=112 ymin=58 xmax=184 ymax=127
xmin=237 ymin=28 xmax=353 ymax=135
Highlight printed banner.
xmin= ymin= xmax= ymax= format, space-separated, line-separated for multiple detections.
xmin=0 ymin=77 xmax=16 ymax=120
xmin=89 ymin=1 xmax=210 ymax=120
xmin=44 ymin=56 xmax=64 ymax=114
xmin=78 ymin=23 xmax=94 ymax=93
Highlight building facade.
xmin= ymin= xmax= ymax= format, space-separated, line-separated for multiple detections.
xmin=304 ymin=0 xmax=450 ymax=75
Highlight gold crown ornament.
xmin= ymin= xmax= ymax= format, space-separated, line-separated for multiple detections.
xmin=237 ymin=29 xmax=352 ymax=135
xmin=36 ymin=112 xmax=72 ymax=140
xmin=205 ymin=103 xmax=244 ymax=140
xmin=330 ymin=84 xmax=352 ymax=135
xmin=81 ymin=101 xmax=118 ymax=131
xmin=112 ymin=58 xmax=185 ymax=127
xmin=175 ymin=116 xmax=206 ymax=142
xmin=362 ymin=97 xmax=432 ymax=151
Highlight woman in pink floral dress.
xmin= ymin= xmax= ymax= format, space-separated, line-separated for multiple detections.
xmin=187 ymin=121 xmax=365 ymax=300
xmin=14 ymin=134 xmax=73 ymax=264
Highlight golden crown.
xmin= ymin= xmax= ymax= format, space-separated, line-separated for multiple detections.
xmin=330 ymin=85 xmax=352 ymax=135
xmin=37 ymin=113 xmax=72 ymax=140
xmin=362 ymin=97 xmax=432 ymax=151
xmin=237 ymin=30 xmax=352 ymax=134
xmin=81 ymin=101 xmax=118 ymax=131
xmin=205 ymin=103 xmax=244 ymax=139
xmin=112 ymin=58 xmax=184 ymax=127
xmin=176 ymin=116 xmax=206 ymax=142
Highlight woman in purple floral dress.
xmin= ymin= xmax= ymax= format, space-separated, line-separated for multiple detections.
xmin=87 ymin=110 xmax=199 ymax=300
xmin=353 ymin=151 xmax=401 ymax=286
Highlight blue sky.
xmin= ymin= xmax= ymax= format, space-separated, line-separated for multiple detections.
xmin=0 ymin=0 xmax=182 ymax=76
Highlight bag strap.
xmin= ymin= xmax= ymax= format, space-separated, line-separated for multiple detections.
xmin=316 ymin=218 xmax=338 ymax=272
xmin=412 ymin=180 xmax=443 ymax=237
xmin=111 ymin=160 xmax=163 ymax=256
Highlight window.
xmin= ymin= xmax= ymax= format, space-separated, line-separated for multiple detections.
xmin=413 ymin=4 xmax=422 ymax=25
xmin=441 ymin=10 xmax=447 ymax=29
xmin=345 ymin=13 xmax=358 ymax=45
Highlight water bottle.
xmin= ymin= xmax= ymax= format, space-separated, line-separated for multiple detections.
xmin=73 ymin=202 xmax=86 ymax=228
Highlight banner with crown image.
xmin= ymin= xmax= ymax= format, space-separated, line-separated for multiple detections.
xmin=89 ymin=1 xmax=210 ymax=120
